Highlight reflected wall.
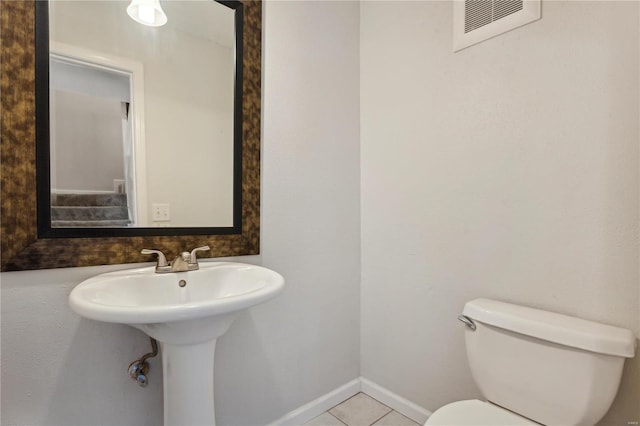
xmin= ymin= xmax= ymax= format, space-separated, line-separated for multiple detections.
xmin=49 ymin=0 xmax=235 ymax=228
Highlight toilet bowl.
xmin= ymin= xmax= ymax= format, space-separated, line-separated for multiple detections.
xmin=426 ymin=400 xmax=537 ymax=425
xmin=425 ymin=298 xmax=636 ymax=426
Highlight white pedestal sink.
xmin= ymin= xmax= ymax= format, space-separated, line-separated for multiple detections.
xmin=69 ymin=262 xmax=285 ymax=426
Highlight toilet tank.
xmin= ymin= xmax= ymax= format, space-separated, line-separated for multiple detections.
xmin=462 ymin=299 xmax=636 ymax=426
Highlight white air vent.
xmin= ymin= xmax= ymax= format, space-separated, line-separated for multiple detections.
xmin=453 ymin=0 xmax=540 ymax=51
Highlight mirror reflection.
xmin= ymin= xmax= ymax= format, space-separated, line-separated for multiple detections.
xmin=48 ymin=0 xmax=237 ymax=228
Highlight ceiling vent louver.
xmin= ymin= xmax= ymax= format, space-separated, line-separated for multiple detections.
xmin=454 ymin=0 xmax=540 ymax=51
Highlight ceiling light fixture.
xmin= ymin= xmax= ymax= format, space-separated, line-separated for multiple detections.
xmin=127 ymin=0 xmax=167 ymax=27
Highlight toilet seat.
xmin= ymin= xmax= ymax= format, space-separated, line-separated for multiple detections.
xmin=424 ymin=399 xmax=539 ymax=425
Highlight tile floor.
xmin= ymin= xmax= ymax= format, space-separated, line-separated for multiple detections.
xmin=303 ymin=393 xmax=421 ymax=426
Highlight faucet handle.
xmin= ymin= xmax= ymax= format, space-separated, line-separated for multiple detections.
xmin=189 ymin=246 xmax=210 ymax=265
xmin=141 ymin=249 xmax=169 ymax=267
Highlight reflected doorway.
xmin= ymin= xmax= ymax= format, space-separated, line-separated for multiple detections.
xmin=49 ymin=45 xmax=147 ymax=227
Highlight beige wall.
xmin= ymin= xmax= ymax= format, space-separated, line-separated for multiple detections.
xmin=360 ymin=1 xmax=639 ymax=424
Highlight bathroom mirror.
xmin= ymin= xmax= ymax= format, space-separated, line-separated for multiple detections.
xmin=47 ymin=0 xmax=237 ymax=230
xmin=0 ymin=0 xmax=262 ymax=271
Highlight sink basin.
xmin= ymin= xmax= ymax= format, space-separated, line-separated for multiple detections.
xmin=69 ymin=261 xmax=284 ymax=426
xmin=70 ymin=261 xmax=284 ymax=325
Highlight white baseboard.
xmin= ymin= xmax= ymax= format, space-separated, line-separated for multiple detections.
xmin=268 ymin=377 xmax=431 ymax=426
xmin=360 ymin=377 xmax=431 ymax=425
xmin=268 ymin=378 xmax=360 ymax=426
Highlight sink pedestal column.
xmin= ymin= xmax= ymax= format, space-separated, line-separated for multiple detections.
xmin=140 ymin=314 xmax=238 ymax=426
xmin=161 ymin=339 xmax=218 ymax=426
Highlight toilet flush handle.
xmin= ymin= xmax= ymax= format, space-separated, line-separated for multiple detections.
xmin=457 ymin=314 xmax=476 ymax=331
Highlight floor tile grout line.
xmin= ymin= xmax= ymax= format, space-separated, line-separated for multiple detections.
xmin=326 ymin=392 xmax=397 ymax=426
xmin=302 ymin=391 xmax=419 ymax=426
xmin=328 ymin=411 xmax=350 ymax=426
xmin=360 ymin=392 xmax=393 ymax=426
xmin=361 ymin=392 xmax=393 ymax=412
xmin=310 ymin=408 xmax=418 ymax=426
xmin=373 ymin=410 xmax=421 ymax=426
xmin=368 ymin=409 xmax=394 ymax=426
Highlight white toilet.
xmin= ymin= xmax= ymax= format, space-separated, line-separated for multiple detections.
xmin=425 ymin=298 xmax=636 ymax=426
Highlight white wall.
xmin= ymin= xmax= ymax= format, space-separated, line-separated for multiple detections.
xmin=0 ymin=1 xmax=361 ymax=425
xmin=4 ymin=1 xmax=639 ymax=425
xmin=360 ymin=1 xmax=639 ymax=424
xmin=1 ymin=266 xmax=164 ymax=426
xmin=217 ymin=1 xmax=361 ymax=423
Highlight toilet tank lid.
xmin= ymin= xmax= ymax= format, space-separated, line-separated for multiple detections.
xmin=463 ymin=299 xmax=636 ymax=358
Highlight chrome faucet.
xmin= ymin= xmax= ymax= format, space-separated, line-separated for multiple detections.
xmin=170 ymin=252 xmax=191 ymax=272
xmin=141 ymin=246 xmax=210 ymax=273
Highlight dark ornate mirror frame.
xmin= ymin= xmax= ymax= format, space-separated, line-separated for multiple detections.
xmin=1 ymin=0 xmax=262 ymax=271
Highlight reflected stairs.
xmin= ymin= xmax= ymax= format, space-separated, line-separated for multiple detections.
xmin=51 ymin=193 xmax=132 ymax=227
